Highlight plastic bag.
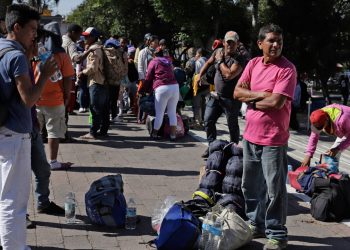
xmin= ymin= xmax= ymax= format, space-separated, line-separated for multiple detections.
xmin=151 ymin=196 xmax=177 ymax=234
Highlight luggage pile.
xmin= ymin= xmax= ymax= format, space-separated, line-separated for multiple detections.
xmin=288 ymin=155 xmax=350 ymax=222
xmin=149 ymin=140 xmax=252 ymax=250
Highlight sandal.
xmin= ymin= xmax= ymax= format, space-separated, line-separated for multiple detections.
xmin=80 ymin=133 xmax=96 ymax=140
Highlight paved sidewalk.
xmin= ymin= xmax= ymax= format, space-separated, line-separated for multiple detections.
xmin=26 ymin=112 xmax=350 ymax=249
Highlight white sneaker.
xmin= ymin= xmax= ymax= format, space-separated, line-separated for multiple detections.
xmin=50 ymin=160 xmax=62 ymax=170
xmin=78 ymin=108 xmax=84 ymax=113
xmin=112 ymin=116 xmax=123 ymax=122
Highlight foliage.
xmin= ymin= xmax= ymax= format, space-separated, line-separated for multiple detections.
xmin=66 ymin=0 xmax=350 ymax=98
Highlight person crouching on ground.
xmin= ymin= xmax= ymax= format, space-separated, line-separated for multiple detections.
xmin=301 ymin=104 xmax=350 ymax=167
xmin=140 ymin=47 xmax=179 ymax=141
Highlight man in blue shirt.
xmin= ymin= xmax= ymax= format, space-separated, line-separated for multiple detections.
xmin=0 ymin=4 xmax=55 ymax=249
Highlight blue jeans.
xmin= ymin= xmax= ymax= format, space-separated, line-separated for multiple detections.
xmin=241 ymin=139 xmax=288 ymax=241
xmin=31 ymin=126 xmax=51 ymax=209
xmin=204 ymin=96 xmax=241 ymax=144
xmin=89 ymin=83 xmax=110 ymax=136
xmin=78 ymin=79 xmax=89 ymax=109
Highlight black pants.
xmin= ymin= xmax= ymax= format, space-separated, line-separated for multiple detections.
xmin=204 ymin=96 xmax=241 ymax=144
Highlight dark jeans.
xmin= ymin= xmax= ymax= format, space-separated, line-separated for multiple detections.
xmin=78 ymin=80 xmax=89 ymax=109
xmin=89 ymin=83 xmax=110 ymax=136
xmin=31 ymin=126 xmax=51 ymax=209
xmin=204 ymin=96 xmax=241 ymax=144
xmin=109 ymin=85 xmax=120 ymax=119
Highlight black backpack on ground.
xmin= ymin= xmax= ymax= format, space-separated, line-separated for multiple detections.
xmin=310 ymin=177 xmax=350 ymax=222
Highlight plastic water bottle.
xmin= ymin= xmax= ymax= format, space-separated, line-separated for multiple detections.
xmin=125 ymin=198 xmax=137 ymax=230
xmin=65 ymin=192 xmax=76 ymax=224
xmin=205 ymin=216 xmax=223 ymax=250
xmin=286 ymin=164 xmax=293 ymax=184
xmin=37 ymin=42 xmax=62 ymax=82
xmin=199 ymin=212 xmax=213 ymax=250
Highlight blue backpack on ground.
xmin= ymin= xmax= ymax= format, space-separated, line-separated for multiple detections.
xmin=154 ymin=202 xmax=201 ymax=250
xmin=85 ymin=174 xmax=126 ymax=227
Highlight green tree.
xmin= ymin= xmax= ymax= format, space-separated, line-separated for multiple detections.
xmin=152 ymin=0 xmax=252 ymax=47
xmin=1 ymin=0 xmax=60 ymax=17
xmin=67 ymin=0 xmax=176 ymax=46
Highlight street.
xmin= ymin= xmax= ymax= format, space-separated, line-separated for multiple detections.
xmin=27 ymin=109 xmax=350 ymax=249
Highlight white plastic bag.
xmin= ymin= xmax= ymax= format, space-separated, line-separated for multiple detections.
xmin=151 ymin=196 xmax=177 ymax=234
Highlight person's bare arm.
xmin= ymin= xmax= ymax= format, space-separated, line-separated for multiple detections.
xmin=234 ymin=81 xmax=270 ymax=102
xmin=198 ymin=54 xmax=215 ymax=79
xmin=219 ymin=62 xmax=242 ymax=80
xmin=255 ymin=93 xmax=287 ymax=110
xmin=62 ymin=76 xmax=73 ymax=107
xmin=16 ymin=59 xmax=56 ymax=107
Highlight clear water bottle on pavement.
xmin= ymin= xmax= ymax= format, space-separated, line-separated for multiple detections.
xmin=37 ymin=42 xmax=62 ymax=82
xmin=205 ymin=216 xmax=223 ymax=250
xmin=65 ymin=192 xmax=76 ymax=224
xmin=199 ymin=212 xmax=214 ymax=250
xmin=286 ymin=164 xmax=293 ymax=184
xmin=125 ymin=198 xmax=137 ymax=230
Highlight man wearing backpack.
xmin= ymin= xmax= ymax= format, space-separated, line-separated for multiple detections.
xmin=79 ymin=27 xmax=109 ymax=139
xmin=198 ymin=31 xmax=248 ymax=158
xmin=0 ymin=4 xmax=56 ymax=249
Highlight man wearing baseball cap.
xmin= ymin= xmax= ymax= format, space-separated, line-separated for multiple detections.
xmin=79 ymin=27 xmax=110 ymax=139
xmin=301 ymin=104 xmax=350 ymax=166
xmin=198 ymin=30 xmax=249 ymax=158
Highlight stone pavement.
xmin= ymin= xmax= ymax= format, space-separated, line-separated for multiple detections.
xmin=26 ymin=110 xmax=350 ymax=249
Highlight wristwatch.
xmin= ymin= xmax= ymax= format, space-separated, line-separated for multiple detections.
xmin=252 ymin=101 xmax=257 ymax=110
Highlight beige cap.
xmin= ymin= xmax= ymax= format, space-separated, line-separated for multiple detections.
xmin=224 ymin=31 xmax=239 ymax=42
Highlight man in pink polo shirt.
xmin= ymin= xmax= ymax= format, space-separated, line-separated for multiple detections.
xmin=234 ymin=24 xmax=296 ymax=250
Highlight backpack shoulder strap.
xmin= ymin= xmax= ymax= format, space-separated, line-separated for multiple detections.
xmin=0 ymin=47 xmax=17 ymax=60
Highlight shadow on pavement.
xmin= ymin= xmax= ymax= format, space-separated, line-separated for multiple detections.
xmin=32 ymin=247 xmax=65 ymax=250
xmin=68 ymin=166 xmax=199 ymax=177
xmin=71 ymin=132 xmax=198 ymax=149
xmin=288 ymin=235 xmax=350 ymax=249
xmin=287 ymin=193 xmax=310 ymax=216
xmin=34 ymin=215 xmax=155 ymax=237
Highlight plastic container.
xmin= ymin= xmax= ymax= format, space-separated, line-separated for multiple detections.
xmin=205 ymin=216 xmax=223 ymax=250
xmin=199 ymin=212 xmax=214 ymax=250
xmin=125 ymin=198 xmax=137 ymax=230
xmin=65 ymin=192 xmax=76 ymax=224
xmin=151 ymin=195 xmax=177 ymax=234
xmin=37 ymin=42 xmax=62 ymax=82
xmin=286 ymin=165 xmax=293 ymax=184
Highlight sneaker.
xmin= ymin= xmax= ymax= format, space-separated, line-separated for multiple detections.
xmin=26 ymin=214 xmax=36 ymax=229
xmin=263 ymin=239 xmax=288 ymax=250
xmin=112 ymin=116 xmax=123 ymax=123
xmin=38 ymin=201 xmax=65 ymax=216
xmin=201 ymin=148 xmax=209 ymax=158
xmin=249 ymin=224 xmax=266 ymax=239
xmin=78 ymin=108 xmax=85 ymax=113
xmin=50 ymin=160 xmax=73 ymax=170
xmin=80 ymin=132 xmax=96 ymax=140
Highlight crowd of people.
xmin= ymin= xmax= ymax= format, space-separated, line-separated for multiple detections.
xmin=1 ymin=3 xmax=350 ymax=250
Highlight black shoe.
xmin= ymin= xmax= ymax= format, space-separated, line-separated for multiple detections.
xmin=38 ymin=201 xmax=65 ymax=216
xmin=201 ymin=148 xmax=209 ymax=158
xmin=26 ymin=214 xmax=36 ymax=229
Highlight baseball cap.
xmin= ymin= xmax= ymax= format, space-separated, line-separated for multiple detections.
xmin=144 ymin=33 xmax=152 ymax=41
xmin=212 ymin=39 xmax=223 ymax=50
xmin=82 ymin=27 xmax=100 ymax=37
xmin=224 ymin=31 xmax=239 ymax=43
xmin=310 ymin=109 xmax=328 ymax=134
xmin=104 ymin=38 xmax=120 ymax=48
